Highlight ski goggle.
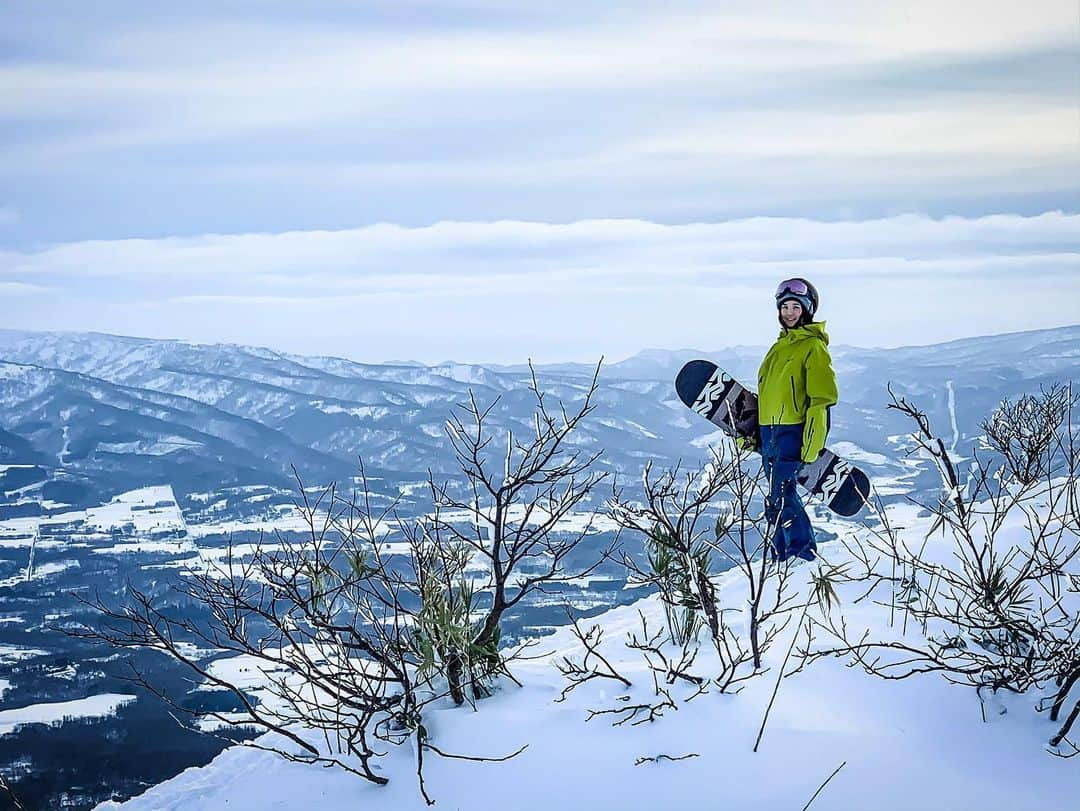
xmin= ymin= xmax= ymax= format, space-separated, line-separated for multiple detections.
xmin=775 ymin=278 xmax=810 ymax=299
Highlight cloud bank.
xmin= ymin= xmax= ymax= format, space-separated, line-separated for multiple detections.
xmin=3 ymin=212 xmax=1077 ymax=363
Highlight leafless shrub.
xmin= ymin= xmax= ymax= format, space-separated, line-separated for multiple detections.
xmin=585 ymin=692 xmax=678 ymax=727
xmin=71 ymin=474 xmax=419 ymax=789
xmin=425 ymin=360 xmax=613 ymax=703
xmin=981 ymin=383 xmax=1076 ymax=485
xmin=610 ymin=445 xmax=798 ymax=691
xmin=68 ymin=358 xmax=610 ymax=801
xmin=626 ymin=609 xmax=706 ymax=688
xmin=801 ymin=383 xmax=1080 ymax=755
xmin=554 ymin=605 xmax=632 ymax=702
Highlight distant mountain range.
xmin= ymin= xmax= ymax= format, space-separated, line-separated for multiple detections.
xmin=1 ymin=325 xmax=1078 ymax=515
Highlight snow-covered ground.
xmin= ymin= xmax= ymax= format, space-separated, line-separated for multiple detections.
xmin=99 ymin=494 xmax=1079 ymax=811
xmin=0 ymin=486 xmax=187 ymax=546
xmin=0 ymin=694 xmax=136 ymax=736
xmin=182 ymin=507 xmax=314 ymax=539
xmin=0 ymin=484 xmax=314 ymax=550
xmin=828 ymin=440 xmax=890 ymax=467
xmin=0 ymin=558 xmax=79 ymax=588
xmin=0 ymin=644 xmax=49 ymax=664
xmin=90 ymin=540 xmax=198 ymax=556
xmin=0 ymin=517 xmax=44 ymax=548
xmin=49 ymin=485 xmax=187 ymax=535
xmin=432 ymin=505 xmax=620 ymax=536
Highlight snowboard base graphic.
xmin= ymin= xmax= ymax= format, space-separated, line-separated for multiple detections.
xmin=675 ymin=359 xmax=871 ymax=517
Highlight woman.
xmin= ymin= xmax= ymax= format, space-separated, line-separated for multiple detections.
xmin=754 ymin=278 xmax=838 ymax=562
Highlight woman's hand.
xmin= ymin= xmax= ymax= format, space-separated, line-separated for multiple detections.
xmin=735 ymin=435 xmax=759 ymax=453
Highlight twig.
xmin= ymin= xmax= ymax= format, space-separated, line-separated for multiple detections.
xmin=802 ymin=760 xmax=847 ymax=810
xmin=634 ymin=753 xmax=700 ymax=766
xmin=0 ymin=772 xmax=26 ymax=811
xmin=424 ymin=742 xmax=529 ymax=762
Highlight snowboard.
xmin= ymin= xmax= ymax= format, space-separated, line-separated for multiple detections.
xmin=675 ymin=359 xmax=871 ymax=517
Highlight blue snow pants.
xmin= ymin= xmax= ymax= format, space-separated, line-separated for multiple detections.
xmin=759 ymin=423 xmax=816 ymax=562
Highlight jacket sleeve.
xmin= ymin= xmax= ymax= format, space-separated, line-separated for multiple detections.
xmin=801 ymin=340 xmax=838 ymax=463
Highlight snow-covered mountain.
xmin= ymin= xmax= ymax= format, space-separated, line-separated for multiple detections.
xmin=0 ymin=324 xmax=1078 ymax=811
xmin=0 ymin=330 xmax=700 ymax=515
xmin=2 ymin=324 xmax=1078 ymax=518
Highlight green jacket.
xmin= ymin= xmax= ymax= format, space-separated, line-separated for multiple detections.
xmin=756 ymin=321 xmax=838 ymax=463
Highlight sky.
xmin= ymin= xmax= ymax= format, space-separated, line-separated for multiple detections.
xmin=1 ymin=1 xmax=1078 ymax=364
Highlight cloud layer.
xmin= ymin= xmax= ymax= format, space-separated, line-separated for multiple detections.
xmin=3 ymin=212 xmax=1077 ymax=363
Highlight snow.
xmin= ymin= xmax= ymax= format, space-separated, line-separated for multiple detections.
xmin=397 ymin=481 xmax=429 ymax=497
xmin=690 ymin=429 xmax=728 ymax=449
xmin=625 ymin=419 xmax=659 ymax=439
xmin=195 ymin=713 xmax=259 ymax=733
xmin=91 ymin=540 xmax=198 ymax=556
xmin=432 ymin=506 xmax=619 ymax=535
xmin=0 ymin=464 xmax=36 ymax=473
xmin=102 ymin=491 xmax=1080 ymax=811
xmin=168 ymin=642 xmax=219 ymax=662
xmin=828 ymin=440 xmax=890 ymax=466
xmin=669 ymin=412 xmax=694 ymax=429
xmin=0 ymin=694 xmax=136 ymax=736
xmin=310 ymin=401 xmax=392 ymax=420
xmin=184 ymin=510 xmax=312 ymax=539
xmin=0 ymin=517 xmax=42 ymax=547
xmin=48 ymin=663 xmax=78 ymax=681
xmin=0 ymin=644 xmax=49 ymax=664
xmin=597 ymin=417 xmax=660 ymax=439
xmin=112 ymin=485 xmax=177 ymax=506
xmin=867 ymin=472 xmax=921 ymax=497
xmin=96 ymin=436 xmax=201 ymax=456
xmin=411 ymin=391 xmax=457 ymax=407
xmin=0 ymin=362 xmax=35 ymax=382
xmin=543 ymin=574 xmax=619 ymax=590
xmin=18 ymin=485 xmax=187 ymax=537
xmin=946 ymin=379 xmax=960 ymax=453
xmin=195 ymin=543 xmax=288 ymax=564
xmin=430 ymin=363 xmax=492 ymax=386
xmin=0 ymin=559 xmax=79 ymax=588
xmin=194 ymin=654 xmax=292 ymax=694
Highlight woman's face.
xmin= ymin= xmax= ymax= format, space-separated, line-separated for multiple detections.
xmin=779 ymin=300 xmax=803 ymax=327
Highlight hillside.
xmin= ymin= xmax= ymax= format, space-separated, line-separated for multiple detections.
xmin=99 ymin=493 xmax=1078 ymax=811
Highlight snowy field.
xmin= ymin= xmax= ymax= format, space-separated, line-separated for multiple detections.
xmin=0 ymin=694 xmax=136 ymax=736
xmin=0 ymin=484 xmax=330 ymax=560
xmin=0 ymin=644 xmax=49 ymax=664
xmin=99 ymin=493 xmax=1079 ymax=811
xmin=49 ymin=486 xmax=187 ymax=535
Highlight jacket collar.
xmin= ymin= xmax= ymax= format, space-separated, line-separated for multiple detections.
xmin=778 ymin=320 xmax=830 ymax=345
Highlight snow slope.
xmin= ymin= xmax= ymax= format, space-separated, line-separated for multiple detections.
xmin=99 ymin=501 xmax=1078 ymax=811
